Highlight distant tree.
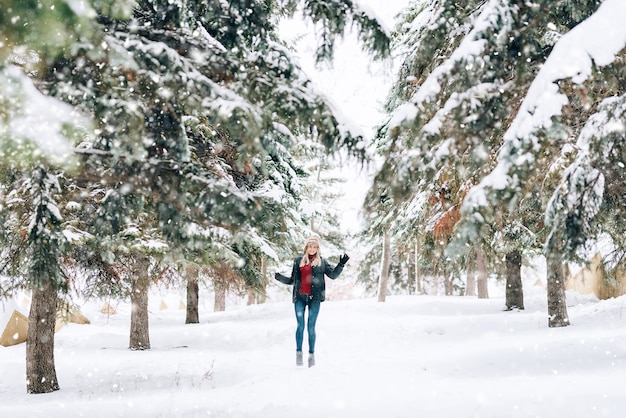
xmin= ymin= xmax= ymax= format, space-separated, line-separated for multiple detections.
xmin=504 ymin=251 xmax=524 ymax=310
xmin=377 ymin=228 xmax=391 ymax=302
xmin=184 ymin=266 xmax=200 ymax=323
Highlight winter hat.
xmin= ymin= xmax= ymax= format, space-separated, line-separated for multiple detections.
xmin=302 ymin=236 xmax=321 ymax=254
xmin=305 ymin=236 xmax=320 ymax=248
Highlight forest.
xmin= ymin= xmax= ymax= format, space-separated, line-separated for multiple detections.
xmin=0 ymin=0 xmax=624 ymax=397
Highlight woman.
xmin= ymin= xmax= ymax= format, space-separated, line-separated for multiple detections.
xmin=275 ymin=236 xmax=349 ymax=367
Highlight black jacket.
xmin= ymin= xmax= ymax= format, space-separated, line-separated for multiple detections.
xmin=275 ymin=256 xmax=344 ymax=302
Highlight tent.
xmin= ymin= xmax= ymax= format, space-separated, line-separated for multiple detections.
xmin=55 ymin=301 xmax=91 ymax=331
xmin=1 ymin=300 xmax=28 ymax=347
xmin=100 ymin=301 xmax=117 ymax=315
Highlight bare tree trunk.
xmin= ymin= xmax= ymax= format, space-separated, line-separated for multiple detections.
xmin=185 ymin=267 xmax=199 ymax=324
xmin=466 ymin=272 xmax=477 ymax=296
xmin=257 ymin=291 xmax=267 ymax=304
xmin=378 ymin=229 xmax=391 ymax=302
xmin=476 ymin=251 xmax=489 ymax=299
xmin=505 ymin=250 xmax=524 ymax=310
xmin=129 ymin=257 xmax=151 ymax=350
xmin=415 ymin=239 xmax=422 ymax=295
xmin=246 ymin=257 xmax=268 ymax=305
xmin=466 ymin=252 xmax=476 ymax=297
xmin=444 ymin=270 xmax=453 ymax=296
xmin=546 ymin=250 xmax=570 ymax=327
xmin=214 ymin=283 xmax=226 ymax=312
xmin=259 ymin=257 xmax=268 ymax=304
xmin=408 ymin=250 xmax=415 ymax=295
xmin=246 ymin=288 xmax=256 ymax=305
xmin=26 ymin=282 xmax=59 ymax=394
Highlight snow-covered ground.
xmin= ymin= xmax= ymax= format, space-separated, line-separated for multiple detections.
xmin=2 ymin=278 xmax=626 ymax=418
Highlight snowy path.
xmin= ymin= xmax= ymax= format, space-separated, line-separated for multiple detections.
xmin=2 ymin=290 xmax=626 ymax=417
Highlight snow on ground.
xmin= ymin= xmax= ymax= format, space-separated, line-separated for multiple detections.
xmin=2 ymin=278 xmax=626 ymax=418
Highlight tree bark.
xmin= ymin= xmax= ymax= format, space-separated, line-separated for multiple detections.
xmin=129 ymin=257 xmax=151 ymax=350
xmin=408 ymin=249 xmax=415 ymax=294
xmin=246 ymin=288 xmax=256 ymax=305
xmin=443 ymin=270 xmax=454 ymax=296
xmin=258 ymin=257 xmax=268 ymax=304
xmin=505 ymin=250 xmax=524 ymax=310
xmin=378 ymin=229 xmax=391 ymax=302
xmin=415 ymin=239 xmax=422 ymax=295
xmin=185 ymin=267 xmax=199 ymax=324
xmin=26 ymin=281 xmax=60 ymax=394
xmin=466 ymin=272 xmax=477 ymax=297
xmin=476 ymin=251 xmax=489 ymax=299
xmin=214 ymin=283 xmax=226 ymax=312
xmin=466 ymin=252 xmax=476 ymax=297
xmin=247 ymin=257 xmax=268 ymax=305
xmin=546 ymin=250 xmax=570 ymax=327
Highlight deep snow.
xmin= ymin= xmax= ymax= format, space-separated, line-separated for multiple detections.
xmin=2 ymin=277 xmax=626 ymax=418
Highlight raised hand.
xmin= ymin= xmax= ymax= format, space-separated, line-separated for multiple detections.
xmin=339 ymin=254 xmax=350 ymax=265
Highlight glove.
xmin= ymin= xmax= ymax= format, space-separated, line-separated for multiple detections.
xmin=274 ymin=273 xmax=281 ymax=281
xmin=339 ymin=254 xmax=350 ymax=265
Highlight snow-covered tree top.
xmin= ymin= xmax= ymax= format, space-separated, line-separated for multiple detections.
xmin=464 ymin=0 xmax=626 ymax=208
xmin=504 ymin=0 xmax=626 ymax=144
xmin=1 ymin=66 xmax=83 ymax=164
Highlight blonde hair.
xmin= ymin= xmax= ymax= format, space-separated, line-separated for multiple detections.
xmin=300 ymin=236 xmax=321 ymax=267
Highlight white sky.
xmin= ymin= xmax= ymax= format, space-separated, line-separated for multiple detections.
xmin=279 ymin=0 xmax=412 ymax=233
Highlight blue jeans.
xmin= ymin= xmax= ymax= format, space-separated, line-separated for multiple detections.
xmin=294 ymin=294 xmax=321 ymax=354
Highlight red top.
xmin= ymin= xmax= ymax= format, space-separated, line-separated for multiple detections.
xmin=299 ymin=256 xmax=315 ymax=295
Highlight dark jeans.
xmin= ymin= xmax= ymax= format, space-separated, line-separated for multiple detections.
xmin=294 ymin=294 xmax=320 ymax=354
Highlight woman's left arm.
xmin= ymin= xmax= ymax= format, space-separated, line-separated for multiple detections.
xmin=324 ymin=254 xmax=349 ymax=279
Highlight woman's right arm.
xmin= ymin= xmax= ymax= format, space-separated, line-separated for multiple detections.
xmin=274 ymin=258 xmax=297 ymax=285
xmin=274 ymin=272 xmax=293 ymax=284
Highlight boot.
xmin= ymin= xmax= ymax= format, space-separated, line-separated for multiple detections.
xmin=308 ymin=352 xmax=315 ymax=368
xmin=296 ymin=351 xmax=303 ymax=366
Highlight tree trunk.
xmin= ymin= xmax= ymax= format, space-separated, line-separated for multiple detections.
xmin=466 ymin=272 xmax=477 ymax=297
xmin=214 ymin=283 xmax=226 ymax=312
xmin=258 ymin=257 xmax=268 ymax=304
xmin=466 ymin=252 xmax=476 ymax=297
xmin=408 ymin=249 xmax=415 ymax=295
xmin=443 ymin=270 xmax=453 ymax=296
xmin=415 ymin=239 xmax=422 ymax=295
xmin=129 ymin=257 xmax=151 ymax=350
xmin=377 ymin=229 xmax=391 ymax=302
xmin=476 ymin=251 xmax=489 ymax=299
xmin=546 ymin=250 xmax=570 ymax=327
xmin=247 ymin=257 xmax=268 ymax=305
xmin=257 ymin=291 xmax=267 ymax=304
xmin=26 ymin=282 xmax=60 ymax=394
xmin=246 ymin=288 xmax=256 ymax=305
xmin=185 ymin=267 xmax=199 ymax=324
xmin=505 ymin=250 xmax=524 ymax=310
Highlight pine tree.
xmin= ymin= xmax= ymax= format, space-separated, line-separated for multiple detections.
xmin=545 ymin=92 xmax=626 ymax=294
xmin=0 ymin=0 xmax=130 ymax=394
xmin=459 ymin=0 xmax=624 ymax=325
xmin=368 ymin=0 xmax=619 ymax=324
xmin=23 ymin=167 xmax=65 ymax=393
